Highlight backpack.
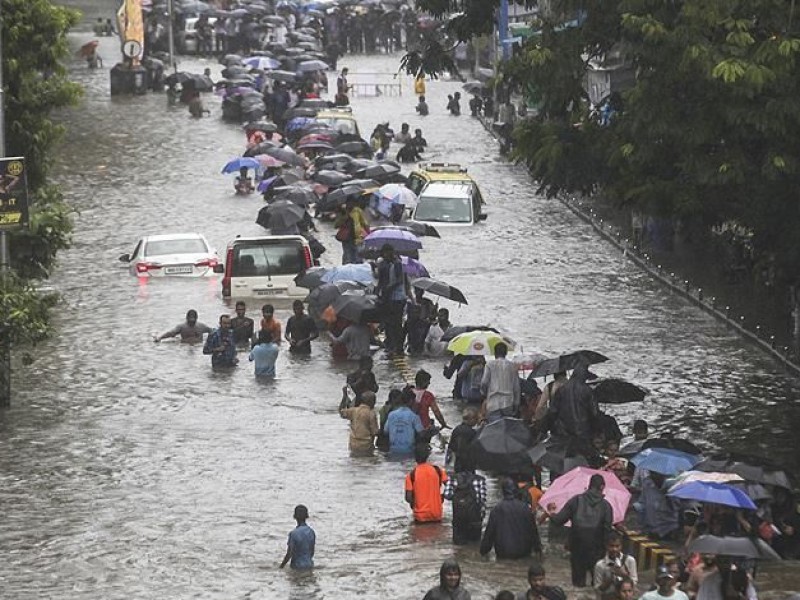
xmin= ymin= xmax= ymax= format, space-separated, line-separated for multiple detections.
xmin=452 ymin=473 xmax=482 ymax=524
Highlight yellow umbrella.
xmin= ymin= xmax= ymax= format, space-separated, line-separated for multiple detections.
xmin=446 ymin=331 xmax=517 ymax=356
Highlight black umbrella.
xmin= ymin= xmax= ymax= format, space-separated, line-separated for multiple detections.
xmin=440 ymin=325 xmax=500 ymax=343
xmin=463 ymin=81 xmax=486 ymax=94
xmin=470 ymin=418 xmax=535 ymax=475
xmin=283 ymin=106 xmax=318 ymax=120
xmin=222 ymin=65 xmax=250 ymax=79
xmin=694 ymin=454 xmax=792 ymax=489
xmin=331 ymin=291 xmax=380 ymax=323
xmin=371 ymin=223 xmax=441 ymax=239
xmin=272 ymin=185 xmax=316 ymax=207
xmin=312 ymin=170 xmax=350 ymax=187
xmin=263 ymin=146 xmax=308 ymax=168
xmin=354 ymin=162 xmax=402 ymax=180
xmin=345 ymin=158 xmax=376 ymax=175
xmin=243 ymin=139 xmax=282 ymax=158
xmin=220 ymin=53 xmax=243 ymax=66
xmin=266 ymin=70 xmax=298 ymax=82
xmin=244 ymin=120 xmax=278 ymax=133
xmin=335 ymin=140 xmax=373 ymax=157
xmin=529 ymin=349 xmax=609 ymax=378
xmin=262 ymin=15 xmax=286 ymax=25
xmin=688 ymin=535 xmax=781 ymax=560
xmin=315 ymin=153 xmax=354 ymax=173
xmin=299 ymin=98 xmax=331 ymax=110
xmin=307 ymin=281 xmax=365 ymax=317
xmin=322 ymin=180 xmax=378 ymax=207
xmin=412 ymin=277 xmax=468 ymax=304
xmin=528 ymin=439 xmax=587 ymax=473
xmin=589 ymin=378 xmax=648 ymax=404
xmin=256 ymin=200 xmax=304 ymax=231
xmin=298 ymin=59 xmax=329 ymax=72
xmin=294 ymin=266 xmax=329 ymax=289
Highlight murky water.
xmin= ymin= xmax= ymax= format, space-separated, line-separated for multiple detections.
xmin=0 ymin=24 xmax=798 ymax=598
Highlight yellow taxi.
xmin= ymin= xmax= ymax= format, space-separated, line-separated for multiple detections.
xmin=314 ymin=107 xmax=360 ymax=138
xmin=407 ymin=163 xmax=487 ymax=226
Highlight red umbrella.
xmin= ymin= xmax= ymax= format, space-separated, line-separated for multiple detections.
xmin=78 ymin=40 xmax=100 ymax=57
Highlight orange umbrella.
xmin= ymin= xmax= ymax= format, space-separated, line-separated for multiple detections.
xmin=78 ymin=40 xmax=100 ymax=57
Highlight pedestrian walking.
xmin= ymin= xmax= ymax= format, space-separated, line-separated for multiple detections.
xmin=423 ymin=559 xmax=471 ymax=600
xmin=154 ymin=309 xmax=211 ymax=343
xmin=376 ymin=244 xmax=411 ymax=356
xmin=515 ymin=563 xmax=567 ymax=600
xmin=202 ymin=314 xmax=238 ymax=368
xmin=480 ymin=478 xmax=542 ymax=560
xmin=442 ymin=461 xmax=487 ymax=545
xmin=339 ymin=389 xmax=379 ymax=453
xmin=404 ymin=444 xmax=447 ymax=523
xmin=480 ymin=342 xmax=521 ymax=422
xmin=285 ymin=300 xmax=319 ymax=354
xmin=249 ymin=329 xmax=279 ymax=377
xmin=279 ymin=505 xmax=315 ymax=569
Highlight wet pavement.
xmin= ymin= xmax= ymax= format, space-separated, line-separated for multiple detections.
xmin=0 ymin=25 xmax=798 ymax=599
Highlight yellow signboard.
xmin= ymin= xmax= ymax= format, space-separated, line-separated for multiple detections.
xmin=0 ymin=158 xmax=29 ymax=231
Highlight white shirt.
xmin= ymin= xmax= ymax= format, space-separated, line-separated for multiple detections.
xmin=480 ymin=357 xmax=520 ymax=414
xmin=594 ymin=553 xmax=638 ymax=598
xmin=424 ymin=323 xmax=447 ymax=356
xmin=640 ymin=590 xmax=689 ymax=600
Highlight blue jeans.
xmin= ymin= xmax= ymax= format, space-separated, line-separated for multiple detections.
xmin=341 ymin=241 xmax=362 ymax=264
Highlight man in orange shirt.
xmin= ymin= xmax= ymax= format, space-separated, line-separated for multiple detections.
xmin=404 ymin=444 xmax=447 ymax=523
xmin=260 ymin=304 xmax=282 ymax=344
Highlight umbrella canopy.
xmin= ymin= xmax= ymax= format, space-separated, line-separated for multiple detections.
xmin=307 ymin=281 xmax=365 ymax=317
xmin=243 ymin=55 xmax=281 ymax=70
xmin=401 ymin=256 xmax=430 ymax=278
xmin=220 ymin=54 xmax=243 ymax=66
xmin=297 ymin=140 xmax=334 ymax=152
xmin=244 ymin=120 xmax=279 ymax=134
xmin=513 ymin=351 xmax=550 ymax=372
xmin=363 ymin=229 xmax=422 ymax=252
xmin=694 ymin=454 xmax=793 ymax=489
xmin=463 ymin=81 xmax=486 ymax=94
xmin=312 ymin=170 xmax=350 ymax=187
xmin=266 ymin=69 xmax=298 ymax=82
xmin=539 ymin=466 xmax=631 ymax=524
xmin=273 ymin=185 xmax=316 ymax=207
xmin=688 ymin=535 xmax=781 ymax=561
xmin=331 ymin=290 xmax=379 ymax=323
xmin=244 ymin=139 xmax=282 ymax=158
xmin=447 ymin=330 xmax=518 ymax=356
xmin=78 ymin=40 xmax=100 ymax=57
xmin=315 ymin=153 xmax=353 ymax=172
xmin=262 ymin=146 xmax=308 ymax=167
xmin=630 ymin=447 xmax=702 ymax=476
xmin=668 ymin=470 xmax=744 ymax=489
xmin=297 ymin=59 xmax=329 ymax=72
xmin=294 ymin=266 xmax=329 ymax=289
xmin=221 ymin=156 xmax=261 ymax=174
xmin=259 ymin=200 xmax=305 ymax=230
xmin=320 ymin=263 xmax=374 ymax=285
xmin=470 ymin=418 xmax=535 ymax=475
xmin=412 ymin=277 xmax=468 ymax=304
xmin=529 ymin=349 xmax=609 ymax=378
xmin=667 ymin=481 xmax=757 ymax=510
xmin=255 ymin=154 xmax=285 ymax=169
xmin=355 ymin=162 xmax=402 ymax=181
xmin=589 ymin=378 xmax=648 ymax=404
xmin=336 ymin=139 xmax=373 ymax=157
xmin=371 ymin=223 xmax=441 ymax=238
xmin=440 ymin=325 xmax=501 ymax=343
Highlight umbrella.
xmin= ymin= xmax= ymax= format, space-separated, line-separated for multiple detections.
xmin=376 ymin=183 xmax=418 ymax=207
xmin=540 ymin=466 xmax=631 ymax=524
xmin=272 ymin=185 xmax=316 ymax=207
xmin=297 ymin=140 xmax=334 ymax=152
xmin=78 ymin=40 xmax=100 ymax=57
xmin=470 ymin=418 xmax=535 ymax=475
xmin=355 ymin=162 xmax=402 ymax=181
xmin=243 ymin=55 xmax=281 ymax=70
xmin=257 ymin=172 xmax=302 ymax=194
xmin=283 ymin=106 xmax=319 ymax=120
xmin=315 ymin=153 xmax=354 ymax=172
xmin=636 ymin=438 xmax=704 ymax=456
xmin=294 ymin=266 xmax=329 ymax=289
xmin=463 ymin=81 xmax=486 ymax=94
xmin=667 ymin=481 xmax=757 ymax=510
xmin=244 ymin=139 xmax=282 ymax=157
xmin=222 ymin=65 xmax=250 ymax=79
xmin=371 ymin=223 xmax=441 ymax=238
xmin=528 ymin=438 xmax=573 ymax=473
xmin=297 ymin=59 xmax=329 ymax=72
xmin=412 ymin=277 xmax=468 ymax=304
xmin=688 ymin=535 xmax=781 ymax=561
xmin=255 ymin=154 xmax=286 ymax=169
xmin=262 ymin=146 xmax=308 ymax=168
xmin=322 ymin=181 xmax=379 ymax=207
xmin=668 ymin=470 xmax=745 ymax=489
xmin=513 ymin=351 xmax=550 ymax=372
xmin=286 ymin=116 xmax=316 ymax=133
xmin=299 ymin=98 xmax=331 ymax=110
xmin=363 ymin=229 xmax=422 ymax=252
xmin=401 ymin=256 xmax=429 ymax=278
xmin=266 ymin=70 xmax=298 ymax=82
xmin=335 ymin=140 xmax=373 ymax=156
xmin=731 ymin=482 xmax=772 ymax=501
xmin=529 ymin=349 xmax=609 ymax=378
xmin=440 ymin=325 xmax=501 ymax=343
xmin=221 ymin=156 xmax=261 ymax=174
xmin=221 ymin=55 xmax=243 ymax=67
xmin=331 ymin=290 xmax=379 ymax=322
xmin=262 ymin=15 xmax=286 ymax=25
xmin=307 ymin=281 xmax=365 ymax=317
xmin=258 ymin=200 xmax=305 ymax=230
xmin=694 ymin=454 xmax=793 ymax=489
xmin=630 ymin=447 xmax=702 ymax=476
xmin=447 ymin=330 xmax=518 ymax=356
xmin=298 ymin=132 xmax=335 ymax=145
xmin=589 ymin=378 xmax=648 ymax=404
xmin=320 ymin=263 xmax=374 ymax=285
xmin=312 ymin=170 xmax=349 ymax=187
xmin=244 ymin=120 xmax=278 ymax=134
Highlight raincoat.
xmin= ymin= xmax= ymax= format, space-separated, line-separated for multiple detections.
xmin=422 ymin=559 xmax=471 ymax=600
xmin=547 ymin=365 xmax=598 ymax=441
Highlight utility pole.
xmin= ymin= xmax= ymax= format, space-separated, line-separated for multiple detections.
xmin=0 ymin=1 xmax=8 ymax=275
xmin=0 ymin=2 xmax=11 ymax=408
xmin=167 ymin=0 xmax=176 ymax=72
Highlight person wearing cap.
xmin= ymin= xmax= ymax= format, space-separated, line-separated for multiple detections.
xmin=640 ymin=565 xmax=689 ymax=600
xmin=480 ymin=478 xmax=542 ymax=560
xmin=516 ymin=563 xmax=566 ymax=600
xmin=545 ymin=473 xmax=613 ymax=587
xmin=279 ymin=505 xmax=315 ymax=569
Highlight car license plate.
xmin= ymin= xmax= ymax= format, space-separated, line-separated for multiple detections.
xmin=255 ymin=289 xmax=283 ymax=296
xmin=165 ymin=266 xmax=193 ymax=274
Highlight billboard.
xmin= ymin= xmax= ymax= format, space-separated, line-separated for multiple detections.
xmin=0 ymin=157 xmax=29 ymax=231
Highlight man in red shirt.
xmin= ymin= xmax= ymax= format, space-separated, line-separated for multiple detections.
xmin=412 ymin=369 xmax=449 ymax=431
xmin=404 ymin=444 xmax=448 ymax=523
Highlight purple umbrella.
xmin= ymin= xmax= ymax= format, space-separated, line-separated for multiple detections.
xmin=401 ymin=256 xmax=429 ymax=278
xmin=257 ymin=175 xmax=279 ymax=193
xmin=363 ymin=229 xmax=423 ymax=252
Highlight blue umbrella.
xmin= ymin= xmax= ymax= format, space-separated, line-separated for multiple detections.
xmin=667 ymin=481 xmax=757 ymax=510
xmin=285 ymin=116 xmax=315 ymax=132
xmin=257 ymin=175 xmax=279 ymax=193
xmin=243 ymin=56 xmax=281 ymax=71
xmin=222 ymin=156 xmax=261 ymax=174
xmin=630 ymin=447 xmax=701 ymax=475
xmin=363 ymin=228 xmax=423 ymax=252
xmin=320 ymin=263 xmax=374 ymax=285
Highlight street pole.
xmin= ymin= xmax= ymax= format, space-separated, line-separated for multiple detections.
xmin=0 ymin=3 xmax=11 ymax=407
xmin=499 ymin=0 xmax=510 ymax=61
xmin=167 ymin=0 xmax=176 ymax=72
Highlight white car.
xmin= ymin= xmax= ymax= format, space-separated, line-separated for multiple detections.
xmin=120 ymin=233 xmax=219 ymax=277
xmin=215 ymin=235 xmax=314 ymax=298
xmin=410 ymin=182 xmax=487 ymax=227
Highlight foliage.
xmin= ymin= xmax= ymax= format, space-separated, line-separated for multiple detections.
xmin=2 ymin=0 xmax=83 ymax=190
xmin=0 ymin=273 xmax=59 ymax=347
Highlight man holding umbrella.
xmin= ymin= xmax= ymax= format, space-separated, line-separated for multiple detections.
xmin=376 ymin=244 xmax=411 ymax=356
xmin=480 ymin=342 xmax=521 ymax=423
xmin=545 ymin=474 xmax=614 ymax=588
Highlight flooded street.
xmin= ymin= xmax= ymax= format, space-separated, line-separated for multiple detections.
xmin=0 ymin=28 xmax=798 ymax=598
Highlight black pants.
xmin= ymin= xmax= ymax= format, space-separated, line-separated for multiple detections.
xmin=452 ymin=521 xmax=481 ymax=545
xmin=569 ymin=535 xmax=603 ymax=587
xmin=382 ymin=300 xmax=405 ymax=353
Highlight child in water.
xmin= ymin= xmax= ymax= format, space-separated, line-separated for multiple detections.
xmin=235 ymin=167 xmax=254 ymax=194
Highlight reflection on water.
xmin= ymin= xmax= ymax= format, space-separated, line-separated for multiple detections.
xmin=0 ymin=34 xmax=797 ymax=597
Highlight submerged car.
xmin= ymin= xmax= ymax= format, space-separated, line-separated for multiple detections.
xmin=411 ymin=182 xmax=487 ymax=227
xmin=120 ymin=233 xmax=219 ymax=277
xmin=215 ymin=235 xmax=314 ymax=298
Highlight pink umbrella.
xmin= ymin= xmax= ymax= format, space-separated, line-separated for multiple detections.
xmin=540 ymin=466 xmax=630 ymax=525
xmin=255 ymin=154 xmax=286 ymax=168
